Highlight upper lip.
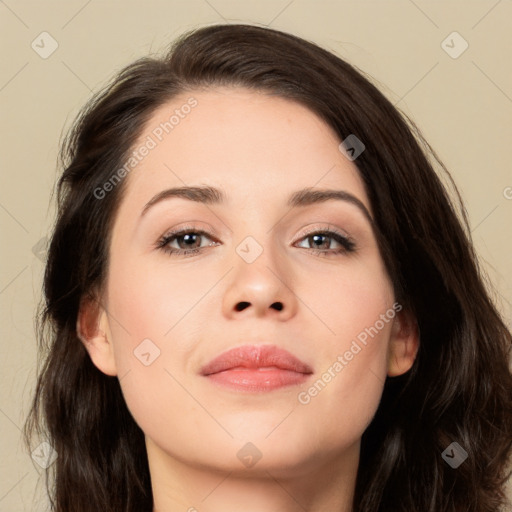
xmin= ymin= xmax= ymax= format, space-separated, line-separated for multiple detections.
xmin=200 ymin=344 xmax=314 ymax=375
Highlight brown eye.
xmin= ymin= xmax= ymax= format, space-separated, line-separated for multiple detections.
xmin=295 ymin=230 xmax=356 ymax=256
xmin=158 ymin=229 xmax=219 ymax=257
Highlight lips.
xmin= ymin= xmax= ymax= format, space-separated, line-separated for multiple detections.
xmin=200 ymin=344 xmax=313 ymax=376
xmin=199 ymin=344 xmax=313 ymax=392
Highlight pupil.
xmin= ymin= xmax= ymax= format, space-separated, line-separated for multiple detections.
xmin=183 ymin=234 xmax=197 ymax=246
xmin=313 ymin=234 xmax=325 ymax=246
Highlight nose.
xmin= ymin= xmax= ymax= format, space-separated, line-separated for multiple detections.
xmin=221 ymin=240 xmax=298 ymax=320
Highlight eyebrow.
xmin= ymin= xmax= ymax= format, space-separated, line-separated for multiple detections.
xmin=140 ymin=185 xmax=373 ymax=223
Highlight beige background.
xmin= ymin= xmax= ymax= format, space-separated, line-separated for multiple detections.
xmin=1 ymin=1 xmax=511 ymax=510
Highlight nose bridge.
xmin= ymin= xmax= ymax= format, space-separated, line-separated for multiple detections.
xmin=230 ymin=200 xmax=280 ymax=270
xmin=234 ymin=230 xmax=284 ymax=292
xmin=221 ymin=227 xmax=298 ymax=318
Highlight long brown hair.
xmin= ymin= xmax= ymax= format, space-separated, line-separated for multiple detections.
xmin=24 ymin=23 xmax=512 ymax=511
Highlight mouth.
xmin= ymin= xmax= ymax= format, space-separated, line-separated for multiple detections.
xmin=199 ymin=344 xmax=314 ymax=392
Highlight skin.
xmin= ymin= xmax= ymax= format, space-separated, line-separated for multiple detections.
xmin=78 ymin=87 xmax=419 ymax=512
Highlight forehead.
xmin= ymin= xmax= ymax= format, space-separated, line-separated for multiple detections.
xmin=116 ymin=87 xmax=369 ymax=218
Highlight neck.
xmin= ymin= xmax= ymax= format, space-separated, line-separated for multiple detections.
xmin=147 ymin=437 xmax=359 ymax=512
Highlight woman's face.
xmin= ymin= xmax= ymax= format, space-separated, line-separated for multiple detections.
xmin=80 ymin=87 xmax=418 ymax=479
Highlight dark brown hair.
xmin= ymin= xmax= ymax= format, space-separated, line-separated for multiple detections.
xmin=24 ymin=23 xmax=512 ymax=512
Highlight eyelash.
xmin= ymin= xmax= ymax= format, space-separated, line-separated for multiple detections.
xmin=156 ymin=226 xmax=356 ymax=258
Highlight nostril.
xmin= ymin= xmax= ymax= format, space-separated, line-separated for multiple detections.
xmin=235 ymin=301 xmax=250 ymax=312
xmin=234 ymin=301 xmax=284 ymax=312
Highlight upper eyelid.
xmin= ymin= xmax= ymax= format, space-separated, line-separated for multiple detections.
xmin=294 ymin=224 xmax=351 ymax=240
xmin=161 ymin=224 xmax=217 ymax=239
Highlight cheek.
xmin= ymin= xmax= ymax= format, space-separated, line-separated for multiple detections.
xmin=296 ymin=250 xmax=395 ymax=350
xmin=294 ymin=321 xmax=392 ymax=451
xmin=106 ymin=252 xmax=215 ymax=353
xmin=103 ymin=254 xmax=217 ymax=425
xmin=291 ymin=257 xmax=394 ymax=434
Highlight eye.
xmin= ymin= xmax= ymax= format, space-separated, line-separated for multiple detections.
xmin=157 ymin=227 xmax=219 ymax=257
xmin=156 ymin=226 xmax=356 ymax=258
xmin=295 ymin=229 xmax=356 ymax=256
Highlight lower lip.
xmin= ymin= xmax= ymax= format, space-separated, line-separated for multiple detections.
xmin=205 ymin=367 xmax=311 ymax=392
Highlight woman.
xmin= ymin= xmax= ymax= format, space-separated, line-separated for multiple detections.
xmin=23 ymin=23 xmax=512 ymax=512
